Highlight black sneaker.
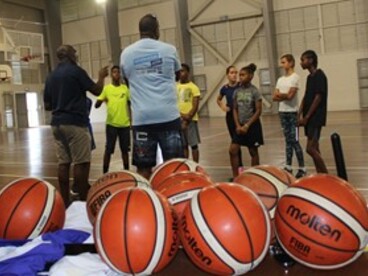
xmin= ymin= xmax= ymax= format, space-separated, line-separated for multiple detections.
xmin=283 ymin=167 xmax=293 ymax=174
xmin=70 ymin=182 xmax=79 ymax=196
xmin=295 ymin=169 xmax=307 ymax=179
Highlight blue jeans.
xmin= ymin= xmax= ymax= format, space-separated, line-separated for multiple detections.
xmin=132 ymin=129 xmax=184 ymax=168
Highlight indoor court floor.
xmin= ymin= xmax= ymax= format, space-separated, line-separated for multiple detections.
xmin=0 ymin=110 xmax=367 ymax=275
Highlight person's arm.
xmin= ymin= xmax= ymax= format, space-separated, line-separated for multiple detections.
xmin=301 ymin=94 xmax=322 ymax=124
xmin=95 ymin=100 xmax=104 ymax=109
xmin=186 ymin=96 xmax=200 ymax=120
xmin=217 ymin=94 xmax=229 ymax=112
xmin=89 ymin=66 xmax=109 ymax=96
xmin=95 ymin=86 xmax=107 ymax=108
xmin=275 ymin=87 xmax=298 ymax=101
xmin=242 ymin=99 xmax=262 ymax=133
xmin=272 ymin=88 xmax=283 ymax=102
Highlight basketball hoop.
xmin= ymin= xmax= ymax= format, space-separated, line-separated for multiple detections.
xmin=20 ymin=54 xmax=42 ymax=63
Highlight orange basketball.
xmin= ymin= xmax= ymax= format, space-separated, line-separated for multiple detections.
xmin=179 ymin=183 xmax=271 ymax=275
xmin=275 ymin=174 xmax=368 ymax=269
xmin=150 ymin=158 xmax=207 ymax=190
xmin=94 ymin=187 xmax=179 ymax=274
xmin=0 ymin=178 xmax=65 ymax=239
xmin=86 ymin=171 xmax=150 ymax=224
xmin=158 ymin=171 xmax=213 ymax=219
xmin=234 ymin=165 xmax=295 ymax=219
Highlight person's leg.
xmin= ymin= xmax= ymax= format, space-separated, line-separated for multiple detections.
xmin=289 ymin=114 xmax=306 ymax=178
xmin=74 ymin=162 xmax=90 ymax=201
xmin=183 ymin=146 xmax=189 ymax=159
xmin=191 ymin=145 xmax=199 ymax=163
xmin=68 ymin=125 xmax=92 ymax=201
xmin=103 ymin=125 xmax=118 ymax=173
xmin=248 ymin=146 xmax=260 ymax=166
xmin=230 ymin=143 xmax=241 ymax=178
xmin=306 ymin=127 xmax=328 ymax=173
xmin=58 ymin=163 xmax=71 ymax=207
xmin=118 ymin=127 xmax=130 ymax=170
xmin=280 ymin=113 xmax=293 ymax=172
xmin=158 ymin=130 xmax=184 ymax=161
xmin=187 ymin=121 xmax=201 ymax=163
xmin=133 ymin=130 xmax=157 ymax=180
xmin=226 ymin=112 xmax=243 ymax=167
xmin=51 ymin=126 xmax=73 ymax=206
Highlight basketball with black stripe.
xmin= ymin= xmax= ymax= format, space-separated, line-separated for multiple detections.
xmin=86 ymin=171 xmax=150 ymax=224
xmin=234 ymin=165 xmax=295 ymax=241
xmin=94 ymin=187 xmax=179 ymax=274
xmin=0 ymin=177 xmax=65 ymax=239
xmin=275 ymin=174 xmax=368 ymax=269
xmin=150 ymin=158 xmax=207 ymax=190
xmin=234 ymin=165 xmax=295 ymax=219
xmin=158 ymin=171 xmax=213 ymax=220
xmin=179 ymin=183 xmax=271 ymax=275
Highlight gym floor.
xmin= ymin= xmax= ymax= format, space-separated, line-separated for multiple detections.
xmin=0 ymin=110 xmax=367 ymax=275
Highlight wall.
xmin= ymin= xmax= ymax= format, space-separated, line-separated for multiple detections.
xmin=58 ymin=0 xmax=368 ymax=122
xmin=188 ymin=0 xmax=368 ymax=116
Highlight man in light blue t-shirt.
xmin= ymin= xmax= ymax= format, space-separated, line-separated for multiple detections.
xmin=120 ymin=14 xmax=184 ymax=179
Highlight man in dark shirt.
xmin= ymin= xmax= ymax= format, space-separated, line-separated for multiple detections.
xmin=44 ymin=45 xmax=108 ymax=206
xmin=298 ymin=50 xmax=328 ymax=173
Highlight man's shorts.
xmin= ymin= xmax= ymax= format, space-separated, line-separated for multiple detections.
xmin=105 ymin=125 xmax=131 ymax=154
xmin=305 ymin=125 xmax=322 ymax=141
xmin=182 ymin=121 xmax=201 ymax=147
xmin=52 ymin=125 xmax=91 ymax=165
xmin=132 ymin=129 xmax=184 ymax=168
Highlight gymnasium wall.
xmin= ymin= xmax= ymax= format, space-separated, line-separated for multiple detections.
xmin=58 ymin=0 xmax=368 ymax=122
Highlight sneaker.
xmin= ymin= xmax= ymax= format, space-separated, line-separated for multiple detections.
xmin=70 ymin=182 xmax=79 ymax=196
xmin=283 ymin=167 xmax=293 ymax=174
xmin=228 ymin=177 xmax=234 ymax=182
xmin=238 ymin=166 xmax=245 ymax=175
xmin=295 ymin=169 xmax=307 ymax=179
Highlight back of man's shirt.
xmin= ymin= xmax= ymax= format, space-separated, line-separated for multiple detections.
xmin=44 ymin=62 xmax=95 ymax=127
xmin=120 ymin=38 xmax=181 ymax=127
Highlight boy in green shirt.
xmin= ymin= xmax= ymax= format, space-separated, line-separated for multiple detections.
xmin=95 ymin=66 xmax=131 ymax=173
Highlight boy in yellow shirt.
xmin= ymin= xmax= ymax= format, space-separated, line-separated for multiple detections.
xmin=177 ymin=63 xmax=201 ymax=162
xmin=95 ymin=66 xmax=131 ymax=173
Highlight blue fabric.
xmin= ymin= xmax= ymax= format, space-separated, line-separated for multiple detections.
xmin=120 ymin=38 xmax=181 ymax=126
xmin=220 ymin=83 xmax=240 ymax=110
xmin=0 ymin=229 xmax=90 ymax=276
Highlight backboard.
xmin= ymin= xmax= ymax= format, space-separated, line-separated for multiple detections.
xmin=2 ymin=27 xmax=44 ymax=63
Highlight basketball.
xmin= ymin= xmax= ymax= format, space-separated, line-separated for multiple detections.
xmin=86 ymin=171 xmax=150 ymax=224
xmin=94 ymin=187 xmax=178 ymax=274
xmin=0 ymin=178 xmax=65 ymax=240
xmin=150 ymin=158 xmax=207 ymax=190
xmin=158 ymin=171 xmax=213 ymax=219
xmin=179 ymin=183 xmax=271 ymax=275
xmin=234 ymin=165 xmax=295 ymax=218
xmin=275 ymin=174 xmax=368 ymax=269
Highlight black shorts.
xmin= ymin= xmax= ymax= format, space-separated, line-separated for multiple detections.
xmin=232 ymin=120 xmax=264 ymax=148
xmin=105 ymin=125 xmax=131 ymax=154
xmin=305 ymin=125 xmax=322 ymax=141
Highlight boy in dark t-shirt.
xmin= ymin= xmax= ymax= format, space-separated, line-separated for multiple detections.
xmin=298 ymin=50 xmax=328 ymax=173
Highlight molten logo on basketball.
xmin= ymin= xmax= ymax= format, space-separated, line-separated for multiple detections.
xmin=286 ymin=205 xmax=342 ymax=242
xmin=90 ymin=190 xmax=112 ymax=216
xmin=181 ymin=215 xmax=212 ymax=265
xmin=168 ymin=217 xmax=179 ymax=257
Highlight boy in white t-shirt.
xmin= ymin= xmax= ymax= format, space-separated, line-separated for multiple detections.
xmin=273 ymin=54 xmax=306 ymax=178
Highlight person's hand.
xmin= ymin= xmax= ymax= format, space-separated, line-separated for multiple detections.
xmin=99 ymin=66 xmax=109 ymax=79
xmin=181 ymin=119 xmax=189 ymax=130
xmin=298 ymin=117 xmax=308 ymax=127
xmin=181 ymin=113 xmax=192 ymax=121
xmin=236 ymin=125 xmax=243 ymax=135
xmin=241 ymin=124 xmax=249 ymax=134
xmin=221 ymin=104 xmax=230 ymax=112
